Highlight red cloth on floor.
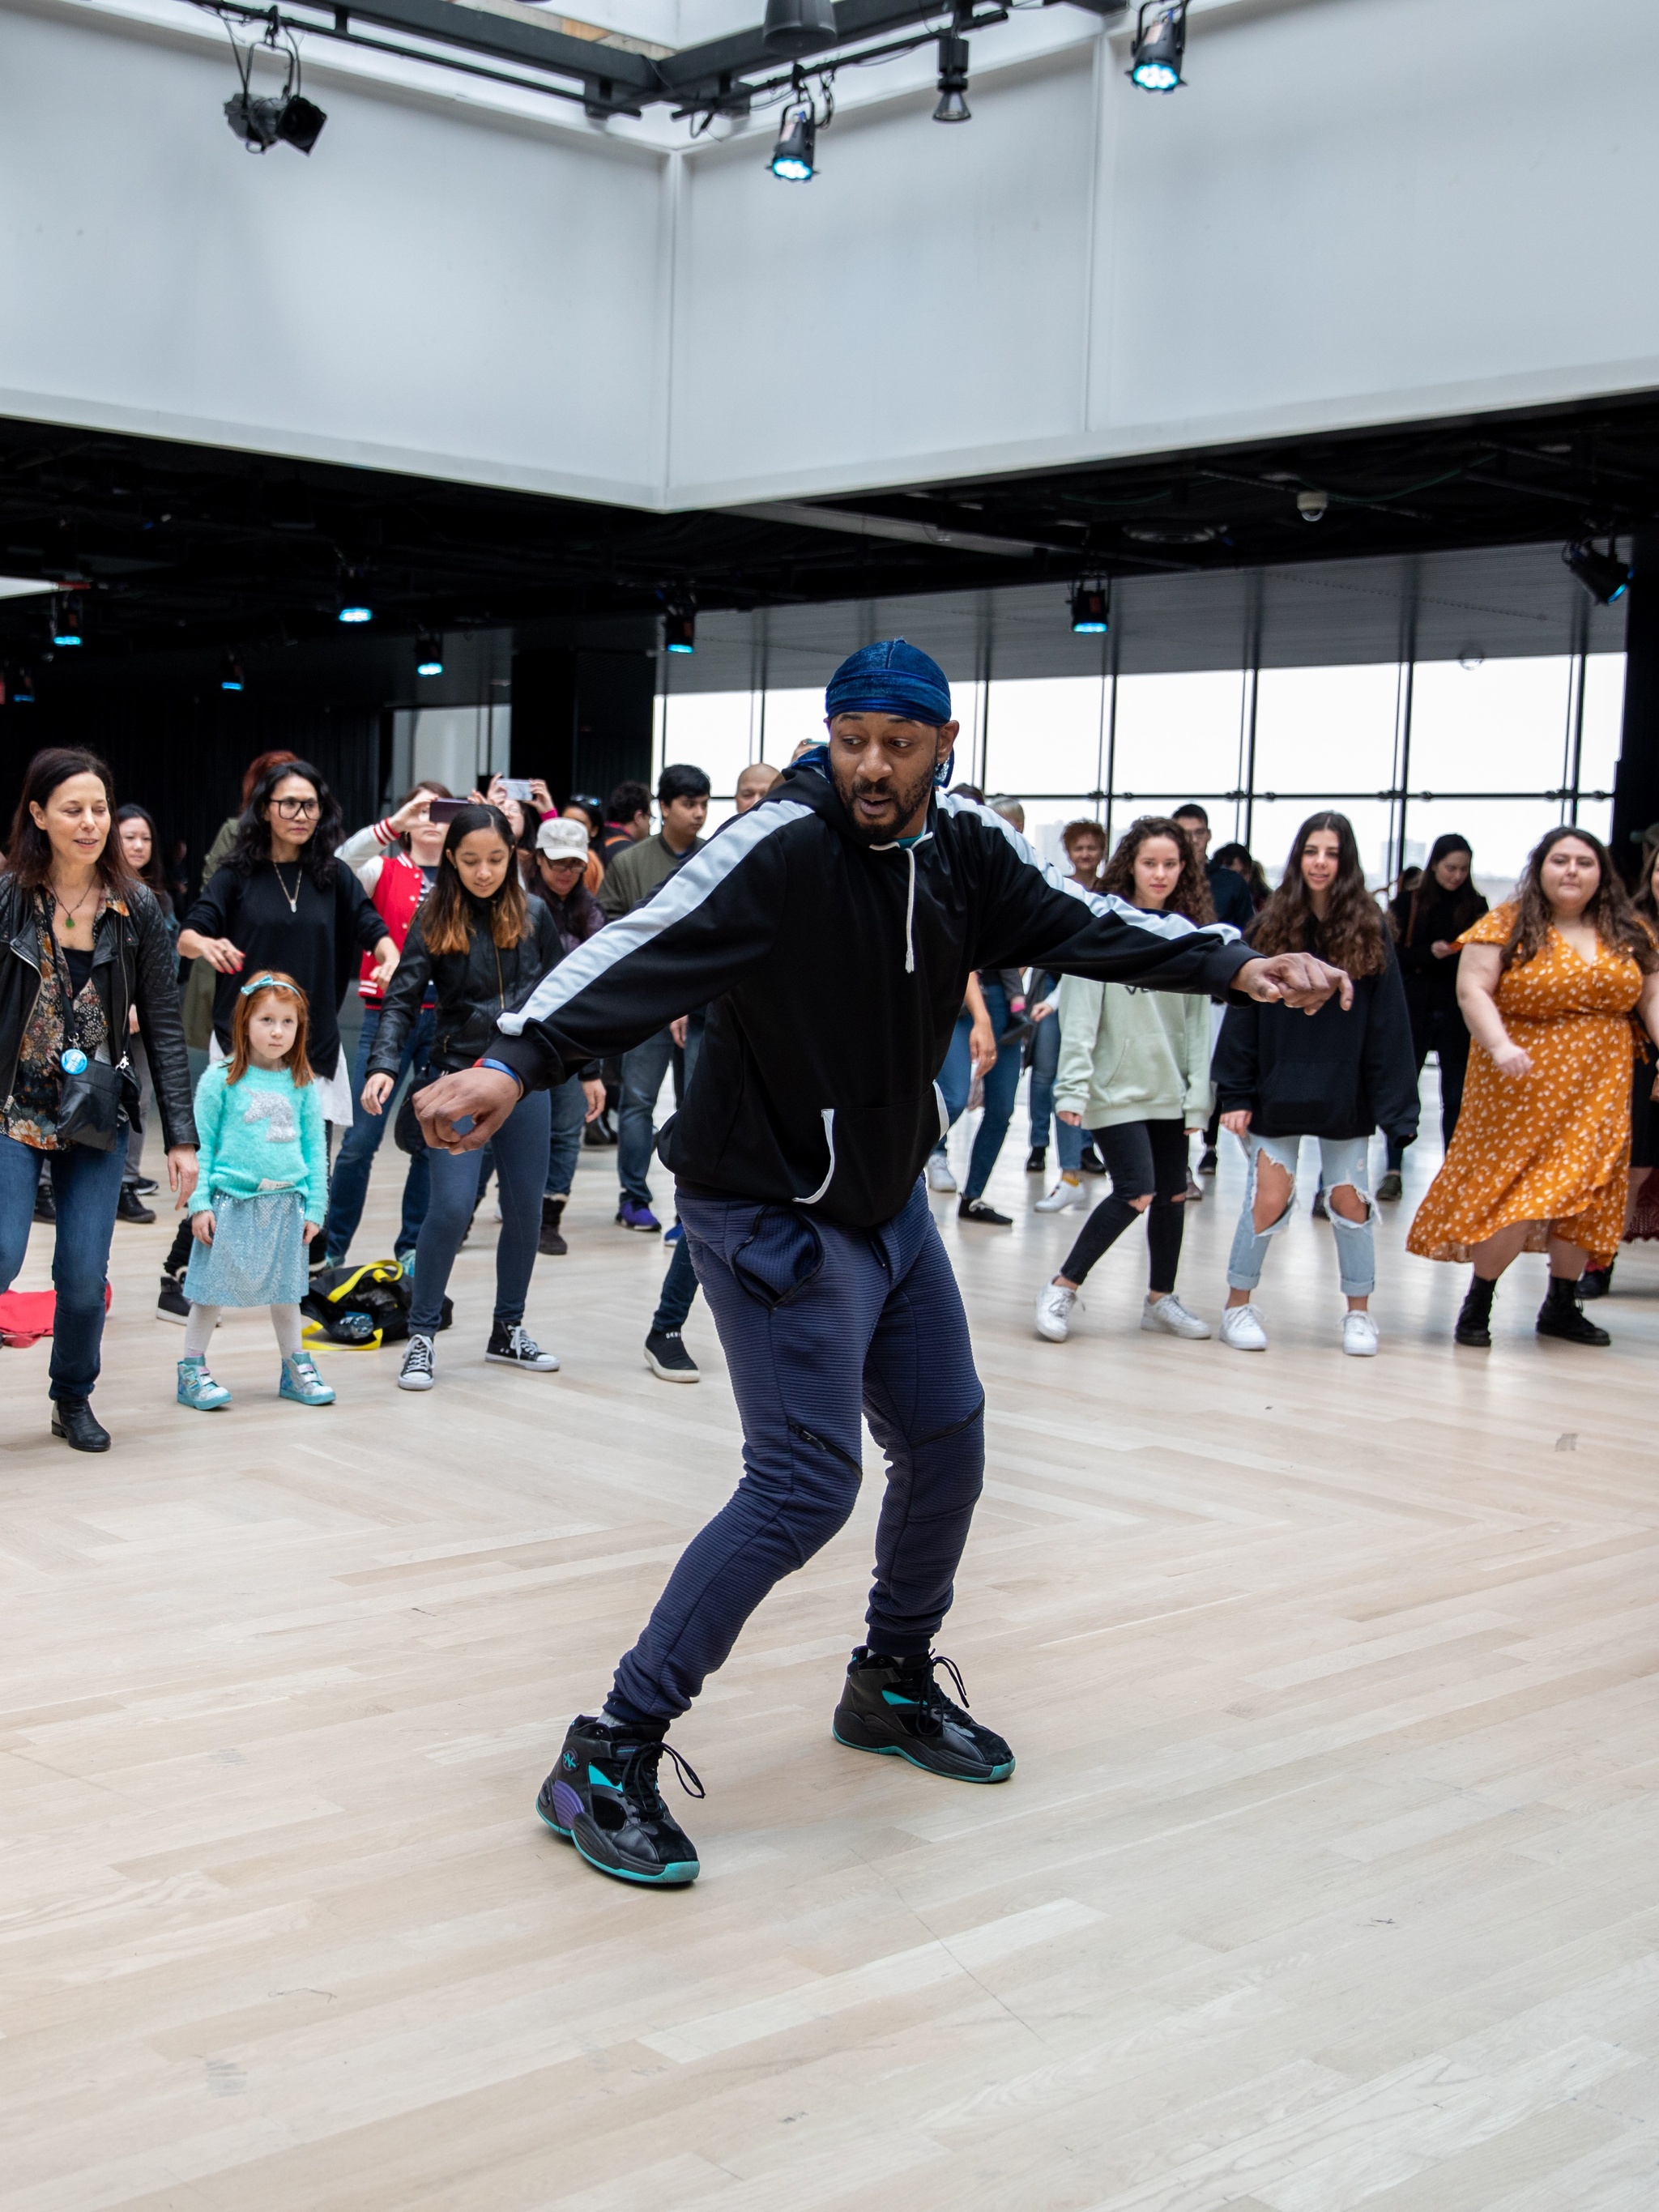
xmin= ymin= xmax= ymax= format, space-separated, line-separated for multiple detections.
xmin=0 ymin=1284 xmax=112 ymax=1346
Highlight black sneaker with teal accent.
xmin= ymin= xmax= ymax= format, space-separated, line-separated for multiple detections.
xmin=535 ymin=1715 xmax=703 ymax=1886
xmin=832 ymin=1647 xmax=1015 ymax=1783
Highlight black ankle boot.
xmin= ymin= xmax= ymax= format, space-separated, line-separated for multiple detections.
xmin=1536 ymin=1274 xmax=1610 ymax=1345
xmin=1454 ymin=1272 xmax=1496 ymax=1348
xmin=51 ymin=1396 xmax=110 ymax=1451
xmin=832 ymin=1647 xmax=1015 ymax=1783
xmin=1579 ymin=1260 xmax=1614 ymax=1300
xmin=538 ymin=1195 xmax=568 ymax=1256
xmin=535 ymin=1714 xmax=702 ymax=1886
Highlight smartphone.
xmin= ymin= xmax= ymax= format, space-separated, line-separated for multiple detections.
xmin=501 ymin=778 xmax=535 ymax=803
xmin=428 ymin=796 xmax=467 ymax=825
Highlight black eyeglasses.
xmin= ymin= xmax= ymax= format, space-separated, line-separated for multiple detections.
xmin=272 ymin=798 xmax=321 ymax=819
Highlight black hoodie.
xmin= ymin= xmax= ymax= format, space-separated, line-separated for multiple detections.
xmin=489 ymin=757 xmax=1257 ymax=1227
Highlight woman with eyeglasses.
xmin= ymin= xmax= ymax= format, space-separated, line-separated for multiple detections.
xmin=164 ymin=761 xmax=395 ymax=1318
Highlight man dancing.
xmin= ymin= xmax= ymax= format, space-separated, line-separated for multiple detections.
xmin=417 ymin=641 xmax=1349 ymax=1887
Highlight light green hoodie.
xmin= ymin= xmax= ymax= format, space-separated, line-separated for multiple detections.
xmin=1052 ymin=973 xmax=1213 ymax=1131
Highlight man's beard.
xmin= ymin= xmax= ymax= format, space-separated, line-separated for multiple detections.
xmin=834 ymin=760 xmax=938 ymax=848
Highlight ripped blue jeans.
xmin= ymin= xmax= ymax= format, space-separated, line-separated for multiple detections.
xmin=1226 ymin=1132 xmax=1375 ymax=1298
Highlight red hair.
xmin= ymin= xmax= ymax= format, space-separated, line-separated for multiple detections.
xmin=225 ymin=970 xmax=313 ymax=1087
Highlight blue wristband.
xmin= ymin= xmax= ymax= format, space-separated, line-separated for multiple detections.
xmin=476 ymin=1056 xmax=525 ymax=1095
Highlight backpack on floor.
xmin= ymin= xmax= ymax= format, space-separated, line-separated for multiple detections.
xmin=301 ymin=1259 xmax=451 ymax=1349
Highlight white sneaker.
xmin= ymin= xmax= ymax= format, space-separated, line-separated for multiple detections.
xmin=1219 ymin=1302 xmax=1269 ymax=1352
xmin=1034 ymin=1280 xmax=1077 ymax=1342
xmin=1034 ymin=1176 xmax=1085 ymax=1213
xmin=398 ymin=1332 xmax=436 ymax=1391
xmin=1141 ymin=1293 xmax=1211 ymax=1340
xmin=926 ymin=1154 xmax=958 ymax=1195
xmin=1342 ymin=1311 xmax=1380 ymax=1357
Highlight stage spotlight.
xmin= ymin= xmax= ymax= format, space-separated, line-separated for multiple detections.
xmin=934 ymin=30 xmax=971 ymax=122
xmin=1070 ymin=581 xmax=1110 ymax=635
xmin=762 ymin=0 xmax=837 ymax=57
xmin=1129 ymin=0 xmax=1187 ymax=92
xmin=770 ymin=96 xmax=817 ymax=181
xmin=12 ymin=667 xmax=34 ymax=703
xmin=338 ymin=603 xmax=373 ymax=624
xmin=1563 ymin=538 xmax=1631 ymax=606
xmin=220 ymin=653 xmax=245 ymax=693
xmin=49 ymin=593 xmax=83 ymax=648
xmin=664 ymin=602 xmax=696 ymax=654
xmin=416 ymin=634 xmax=445 ymax=676
xmin=275 ymin=95 xmax=326 ymax=153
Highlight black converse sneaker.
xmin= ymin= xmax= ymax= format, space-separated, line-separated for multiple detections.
xmin=535 ymin=1715 xmax=703 ymax=1886
xmin=486 ymin=1321 xmax=560 ymax=1371
xmin=832 ymin=1647 xmax=1015 ymax=1784
xmin=644 ymin=1327 xmax=699 ymax=1383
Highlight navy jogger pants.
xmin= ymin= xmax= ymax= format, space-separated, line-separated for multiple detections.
xmin=608 ymin=1177 xmax=986 ymax=1724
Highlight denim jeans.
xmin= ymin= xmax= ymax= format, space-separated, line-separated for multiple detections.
xmin=322 ymin=1004 xmax=435 ymax=1264
xmin=547 ymin=1074 xmax=588 ymax=1200
xmin=652 ymin=1237 xmax=699 ymax=1332
xmin=1028 ymin=1005 xmax=1061 ymax=1150
xmin=0 ymin=1128 xmax=128 ymax=1399
xmin=618 ymin=1027 xmax=677 ymax=1206
xmin=1226 ymin=1132 xmax=1375 ymax=1298
xmin=408 ymin=1086 xmax=552 ymax=1336
xmin=934 ymin=982 xmax=1022 ymax=1201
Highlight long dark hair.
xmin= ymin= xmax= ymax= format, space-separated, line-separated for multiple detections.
xmin=1250 ymin=810 xmax=1388 ymax=978
xmin=4 ymin=748 xmax=135 ymax=900
xmin=1398 ymin=833 xmax=1482 ymax=947
xmin=228 ymin=757 xmax=343 ymax=888
xmin=1501 ymin=825 xmax=1658 ymax=973
xmin=1101 ymin=815 xmax=1215 ymax=923
xmin=420 ymin=803 xmax=530 ymax=954
xmin=116 ymin=803 xmax=172 ymax=914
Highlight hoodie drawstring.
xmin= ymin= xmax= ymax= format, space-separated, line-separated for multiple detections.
xmin=871 ymin=842 xmax=918 ymax=974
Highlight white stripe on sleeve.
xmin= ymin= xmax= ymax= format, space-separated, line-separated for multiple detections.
xmin=498 ymin=799 xmax=812 ymax=1036
xmin=940 ymin=792 xmax=1239 ymax=947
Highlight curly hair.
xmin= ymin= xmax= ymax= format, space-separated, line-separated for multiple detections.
xmin=1248 ymin=811 xmax=1388 ymax=978
xmin=1100 ymin=816 xmax=1215 ymax=924
xmin=1500 ymin=825 xmax=1658 ymax=973
xmin=228 ymin=757 xmax=343 ymax=888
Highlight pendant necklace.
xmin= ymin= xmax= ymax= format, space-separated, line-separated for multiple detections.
xmin=53 ymin=879 xmax=100 ymax=936
xmin=275 ymin=863 xmax=302 ymax=916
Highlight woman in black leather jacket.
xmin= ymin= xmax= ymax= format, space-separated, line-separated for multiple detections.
xmin=0 ymin=748 xmax=198 ymax=1451
xmin=365 ymin=803 xmax=579 ymax=1392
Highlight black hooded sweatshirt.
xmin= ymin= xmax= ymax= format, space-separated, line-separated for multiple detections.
xmin=488 ymin=756 xmax=1258 ymax=1228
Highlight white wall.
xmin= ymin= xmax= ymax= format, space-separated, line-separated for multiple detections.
xmin=3 ymin=0 xmax=1659 ymax=509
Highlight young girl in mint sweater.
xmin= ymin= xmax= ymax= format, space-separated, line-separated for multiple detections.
xmin=177 ymin=971 xmax=335 ymax=1410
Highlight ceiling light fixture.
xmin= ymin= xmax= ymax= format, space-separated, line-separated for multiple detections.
xmin=1563 ymin=537 xmax=1631 ymax=606
xmin=770 ymin=84 xmax=818 ymax=181
xmin=49 ymin=591 xmax=83 ymax=648
xmin=1070 ymin=581 xmax=1111 ymax=635
xmin=934 ymin=28 xmax=971 ymax=122
xmin=338 ymin=603 xmax=373 ymax=625
xmin=416 ymin=634 xmax=445 ymax=676
xmin=1129 ymin=0 xmax=1187 ymax=92
xmin=220 ymin=652 xmax=245 ymax=693
xmin=664 ymin=599 xmax=697 ymax=654
xmin=222 ymin=14 xmax=326 ymax=155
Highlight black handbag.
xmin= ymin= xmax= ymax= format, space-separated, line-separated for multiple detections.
xmin=51 ymin=930 xmax=129 ymax=1152
xmin=394 ymin=1071 xmax=431 ymax=1157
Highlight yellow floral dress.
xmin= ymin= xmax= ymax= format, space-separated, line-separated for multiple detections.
xmin=1406 ymin=904 xmax=1644 ymax=1268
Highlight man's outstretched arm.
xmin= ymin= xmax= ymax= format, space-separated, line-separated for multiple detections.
xmin=963 ymin=802 xmax=1353 ymax=1014
xmin=416 ymin=801 xmax=800 ymax=1152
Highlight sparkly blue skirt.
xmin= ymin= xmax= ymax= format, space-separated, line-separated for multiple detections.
xmin=185 ymin=1187 xmax=309 ymax=1307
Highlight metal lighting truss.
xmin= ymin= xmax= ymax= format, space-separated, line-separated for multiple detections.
xmin=195 ymin=0 xmax=1125 ymax=121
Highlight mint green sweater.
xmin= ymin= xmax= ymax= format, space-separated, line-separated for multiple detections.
xmin=1052 ymin=974 xmax=1213 ymax=1131
xmin=189 ymin=1063 xmax=328 ymax=1219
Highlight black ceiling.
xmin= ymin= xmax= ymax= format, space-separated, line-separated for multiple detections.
xmin=1 ymin=386 xmax=1656 ymax=683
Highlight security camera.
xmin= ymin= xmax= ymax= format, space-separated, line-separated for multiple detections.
xmin=1296 ymin=490 xmax=1328 ymax=522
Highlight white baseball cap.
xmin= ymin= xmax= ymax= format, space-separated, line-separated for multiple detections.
xmin=535 ymin=817 xmax=590 ymax=863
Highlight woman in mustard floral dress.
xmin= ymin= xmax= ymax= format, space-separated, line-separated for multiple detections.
xmin=1408 ymin=825 xmax=1659 ymax=1348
